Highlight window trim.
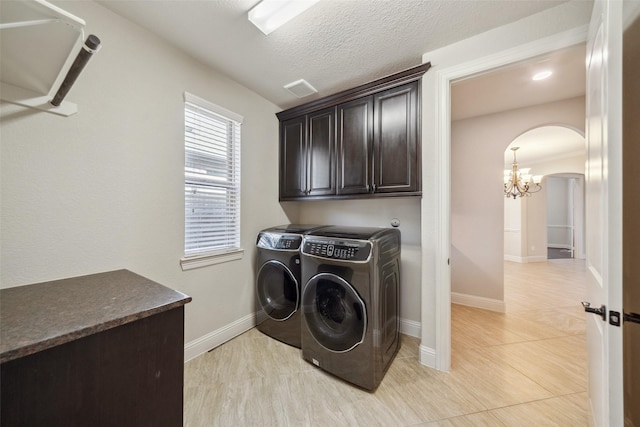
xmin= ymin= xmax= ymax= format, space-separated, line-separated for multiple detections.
xmin=181 ymin=92 xmax=243 ymax=269
xmin=180 ymin=249 xmax=244 ymax=271
xmin=184 ymin=92 xmax=244 ymax=124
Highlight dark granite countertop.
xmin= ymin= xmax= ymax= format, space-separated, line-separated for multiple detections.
xmin=0 ymin=269 xmax=191 ymax=364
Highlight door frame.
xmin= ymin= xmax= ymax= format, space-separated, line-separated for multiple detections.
xmin=431 ymin=27 xmax=588 ymax=371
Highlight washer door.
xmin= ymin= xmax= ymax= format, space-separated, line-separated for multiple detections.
xmin=302 ymin=272 xmax=367 ymax=352
xmin=256 ymin=260 xmax=299 ymax=321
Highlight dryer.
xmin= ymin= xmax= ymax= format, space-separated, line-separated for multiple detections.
xmin=300 ymin=226 xmax=401 ymax=390
xmin=255 ymin=224 xmax=325 ymax=348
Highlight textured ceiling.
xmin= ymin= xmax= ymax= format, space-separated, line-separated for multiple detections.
xmin=94 ymin=0 xmax=590 ymax=111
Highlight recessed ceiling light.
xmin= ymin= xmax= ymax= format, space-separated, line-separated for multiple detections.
xmin=532 ymin=70 xmax=553 ymax=81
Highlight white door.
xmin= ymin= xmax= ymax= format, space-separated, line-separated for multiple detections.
xmin=584 ymin=0 xmax=624 ymax=425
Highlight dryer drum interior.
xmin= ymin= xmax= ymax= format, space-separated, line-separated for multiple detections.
xmin=256 ymin=260 xmax=299 ymax=321
xmin=302 ymin=273 xmax=367 ymax=353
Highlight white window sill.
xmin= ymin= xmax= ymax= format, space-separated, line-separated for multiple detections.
xmin=180 ymin=249 xmax=244 ymax=271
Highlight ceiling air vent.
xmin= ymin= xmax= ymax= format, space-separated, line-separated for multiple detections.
xmin=284 ymin=79 xmax=318 ymax=98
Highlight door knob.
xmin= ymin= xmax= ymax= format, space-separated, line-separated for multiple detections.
xmin=582 ymin=301 xmax=607 ymax=321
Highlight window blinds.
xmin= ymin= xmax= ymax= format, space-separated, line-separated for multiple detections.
xmin=184 ymin=92 xmax=242 ymax=257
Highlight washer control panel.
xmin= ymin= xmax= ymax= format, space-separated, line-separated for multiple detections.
xmin=302 ymin=238 xmax=371 ymax=261
xmin=257 ymin=233 xmax=302 ymax=250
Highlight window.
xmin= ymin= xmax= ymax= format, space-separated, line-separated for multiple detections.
xmin=182 ymin=92 xmax=243 ymax=269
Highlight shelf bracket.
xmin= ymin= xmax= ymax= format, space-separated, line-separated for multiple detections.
xmin=0 ymin=18 xmax=58 ymax=30
xmin=0 ymin=0 xmax=96 ymax=117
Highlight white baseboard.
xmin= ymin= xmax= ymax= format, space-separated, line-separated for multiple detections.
xmin=504 ymin=255 xmax=548 ymax=263
xmin=418 ymin=344 xmax=436 ymax=368
xmin=400 ymin=318 xmax=421 ymax=338
xmin=185 ymin=314 xmax=422 ymax=362
xmin=184 ymin=312 xmax=257 ymax=362
xmin=451 ymin=292 xmax=505 ymax=313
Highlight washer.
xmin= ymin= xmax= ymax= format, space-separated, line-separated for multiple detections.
xmin=300 ymin=225 xmax=401 ymax=390
xmin=255 ymin=224 xmax=326 ymax=348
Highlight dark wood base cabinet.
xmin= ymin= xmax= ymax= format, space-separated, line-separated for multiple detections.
xmin=1 ymin=308 xmax=185 ymax=427
xmin=0 ymin=270 xmax=191 ymax=427
xmin=278 ymin=63 xmax=430 ymax=201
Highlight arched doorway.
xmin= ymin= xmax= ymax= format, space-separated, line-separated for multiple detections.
xmin=503 ymin=125 xmax=585 ymax=264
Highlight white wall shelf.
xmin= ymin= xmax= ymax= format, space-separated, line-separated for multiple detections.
xmin=0 ymin=0 xmax=86 ymax=116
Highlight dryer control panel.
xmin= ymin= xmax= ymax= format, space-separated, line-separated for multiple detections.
xmin=257 ymin=233 xmax=302 ymax=250
xmin=302 ymin=238 xmax=371 ymax=261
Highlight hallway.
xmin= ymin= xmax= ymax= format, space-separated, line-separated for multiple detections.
xmin=450 ymin=258 xmax=588 ymax=424
xmin=184 ymin=259 xmax=589 ymax=426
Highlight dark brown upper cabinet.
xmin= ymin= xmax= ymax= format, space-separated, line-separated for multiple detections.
xmin=280 ymin=107 xmax=336 ymax=199
xmin=373 ymin=82 xmax=419 ymax=193
xmin=280 ymin=115 xmax=306 ymax=198
xmin=337 ymin=97 xmax=373 ymax=195
xmin=307 ymin=107 xmax=336 ymax=196
xmin=277 ymin=63 xmax=430 ymax=201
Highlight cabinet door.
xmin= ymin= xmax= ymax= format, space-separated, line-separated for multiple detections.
xmin=307 ymin=107 xmax=336 ymax=196
xmin=337 ymin=97 xmax=373 ymax=195
xmin=373 ymin=82 xmax=419 ymax=193
xmin=280 ymin=116 xmax=307 ymax=199
xmin=1 ymin=308 xmax=185 ymax=426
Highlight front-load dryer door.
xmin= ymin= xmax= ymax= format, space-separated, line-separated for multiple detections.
xmin=256 ymin=260 xmax=299 ymax=321
xmin=302 ymin=272 xmax=367 ymax=352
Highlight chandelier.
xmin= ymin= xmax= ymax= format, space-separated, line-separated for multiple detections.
xmin=504 ymin=147 xmax=542 ymax=199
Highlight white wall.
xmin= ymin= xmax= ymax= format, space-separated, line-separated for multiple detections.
xmin=504 ymin=196 xmax=525 ymax=261
xmin=527 ymin=153 xmax=586 ymax=176
xmin=296 ymin=197 xmax=422 ymax=336
xmin=449 ymin=97 xmax=585 ymax=304
xmin=0 ymin=1 xmax=291 ymax=355
xmin=419 ymin=0 xmax=592 ymax=362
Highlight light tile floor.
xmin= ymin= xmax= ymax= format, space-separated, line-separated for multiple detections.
xmin=184 ymin=259 xmax=589 ymax=426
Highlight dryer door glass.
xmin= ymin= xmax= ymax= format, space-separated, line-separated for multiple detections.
xmin=256 ymin=260 xmax=299 ymax=321
xmin=302 ymin=273 xmax=367 ymax=352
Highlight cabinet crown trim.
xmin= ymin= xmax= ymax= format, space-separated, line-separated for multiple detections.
xmin=276 ymin=63 xmax=431 ymax=121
